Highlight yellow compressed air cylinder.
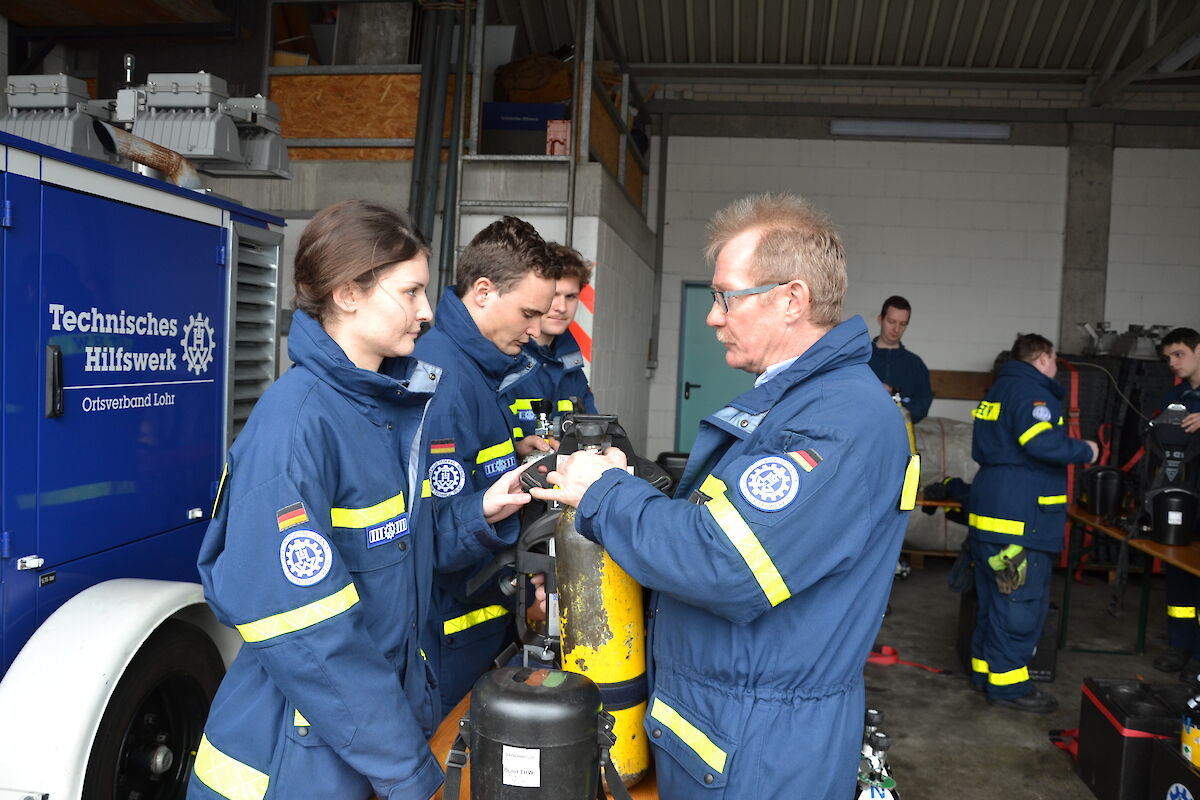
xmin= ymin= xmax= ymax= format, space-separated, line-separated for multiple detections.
xmin=554 ymin=506 xmax=649 ymax=788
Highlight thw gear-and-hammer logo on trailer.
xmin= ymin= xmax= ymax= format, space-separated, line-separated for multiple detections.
xmin=181 ymin=313 xmax=216 ymax=375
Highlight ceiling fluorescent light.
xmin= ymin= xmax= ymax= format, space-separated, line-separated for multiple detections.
xmin=829 ymin=119 xmax=1012 ymax=141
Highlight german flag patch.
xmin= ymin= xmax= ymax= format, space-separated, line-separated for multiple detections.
xmin=431 ymin=438 xmax=455 ymax=455
xmin=788 ymin=449 xmax=823 ymax=472
xmin=277 ymin=502 xmax=309 ymax=531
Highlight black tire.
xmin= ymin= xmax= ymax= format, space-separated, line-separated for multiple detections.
xmin=82 ymin=620 xmax=225 ymax=800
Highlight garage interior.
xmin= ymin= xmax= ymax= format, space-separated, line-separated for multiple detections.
xmin=5 ymin=0 xmax=1200 ymax=796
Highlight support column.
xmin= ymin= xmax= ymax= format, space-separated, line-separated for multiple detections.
xmin=1058 ymin=123 xmax=1115 ymax=355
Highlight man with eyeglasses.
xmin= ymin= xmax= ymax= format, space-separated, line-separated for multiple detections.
xmin=530 ymin=193 xmax=917 ymax=799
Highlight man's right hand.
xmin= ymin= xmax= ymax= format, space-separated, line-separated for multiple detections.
xmin=516 ymin=434 xmax=559 ymax=460
xmin=529 ymin=448 xmax=628 ymax=508
xmin=1183 ymin=413 xmax=1200 ymax=434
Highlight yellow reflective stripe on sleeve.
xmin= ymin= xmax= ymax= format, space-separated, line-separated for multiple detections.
xmin=513 ymin=427 xmax=525 ymax=439
xmin=476 ymin=439 xmax=516 ymax=464
xmin=972 ymin=401 xmax=1001 ymax=421
xmin=236 ymin=583 xmax=360 ymax=643
xmin=968 ymin=513 xmax=1025 ymax=535
xmin=1058 ymin=416 xmax=1064 ymax=425
xmin=649 ymin=698 xmax=728 ymax=774
xmin=194 ymin=734 xmax=269 ymax=800
xmin=293 ymin=709 xmax=309 ymax=727
xmin=1018 ymin=421 xmax=1053 ymax=445
xmin=1037 ymin=495 xmax=1067 ymax=505
xmin=1168 ymin=605 xmax=1197 ymax=619
xmin=212 ymin=464 xmax=228 ymax=517
xmin=699 ymin=474 xmax=791 ymax=607
xmin=443 ymin=604 xmax=509 ymax=635
xmin=422 ymin=480 xmax=432 ymax=498
xmin=971 ymin=658 xmax=989 ymax=674
xmin=900 ymin=454 xmax=921 ymax=511
xmin=988 ymin=666 xmax=1030 ymax=686
xmin=330 ymin=492 xmax=405 ymax=528
xmin=558 ymin=399 xmax=575 ymax=411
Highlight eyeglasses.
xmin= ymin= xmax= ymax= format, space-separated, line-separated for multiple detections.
xmin=709 ymin=282 xmax=788 ymax=313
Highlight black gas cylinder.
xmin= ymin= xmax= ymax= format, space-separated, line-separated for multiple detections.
xmin=468 ymin=666 xmax=603 ymax=799
xmin=1083 ymin=466 xmax=1123 ymax=518
xmin=1150 ymin=487 xmax=1198 ymax=546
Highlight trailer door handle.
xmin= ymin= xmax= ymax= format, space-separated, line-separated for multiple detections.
xmin=46 ymin=344 xmax=63 ymax=417
xmin=684 ymin=381 xmax=702 ymax=400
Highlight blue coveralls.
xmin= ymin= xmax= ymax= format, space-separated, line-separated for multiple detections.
xmin=1157 ymin=383 xmax=1200 ymax=658
xmin=868 ymin=340 xmax=933 ymax=423
xmin=189 ymin=310 xmax=507 ymax=800
xmin=574 ymin=317 xmax=915 ymax=799
xmin=968 ymin=359 xmax=1093 ymax=698
xmin=507 ymin=330 xmax=599 ymax=438
xmin=410 ymin=287 xmax=542 ymax=715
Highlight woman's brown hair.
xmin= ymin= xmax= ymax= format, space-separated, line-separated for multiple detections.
xmin=293 ymin=200 xmax=430 ymax=324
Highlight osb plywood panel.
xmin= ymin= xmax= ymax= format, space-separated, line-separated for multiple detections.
xmin=625 ymin=149 xmax=644 ymax=210
xmin=589 ymin=89 xmax=621 ymax=178
xmin=271 ymin=74 xmax=467 ymax=140
xmin=289 ymin=147 xmax=416 ymax=161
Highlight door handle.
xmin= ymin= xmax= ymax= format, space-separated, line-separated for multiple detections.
xmin=684 ymin=381 xmax=702 ymax=400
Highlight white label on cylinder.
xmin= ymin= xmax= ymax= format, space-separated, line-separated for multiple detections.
xmin=502 ymin=744 xmax=541 ymax=787
xmin=1170 ymin=510 xmax=1184 ymax=526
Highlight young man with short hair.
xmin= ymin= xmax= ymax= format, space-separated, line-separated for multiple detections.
xmin=410 ymin=216 xmax=560 ymax=714
xmin=507 ymin=243 xmax=599 ymax=458
xmin=869 ymin=295 xmax=933 ymax=423
xmin=968 ymin=333 xmax=1097 ymax=713
xmin=1152 ymin=328 xmax=1200 ymax=679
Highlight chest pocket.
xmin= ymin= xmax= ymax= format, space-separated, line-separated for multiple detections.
xmin=330 ymin=491 xmax=413 ymax=572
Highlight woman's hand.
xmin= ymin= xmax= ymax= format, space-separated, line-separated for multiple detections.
xmin=482 ymin=461 xmax=534 ymax=524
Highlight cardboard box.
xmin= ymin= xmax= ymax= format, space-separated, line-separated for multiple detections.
xmin=546 ymin=119 xmax=570 ymax=155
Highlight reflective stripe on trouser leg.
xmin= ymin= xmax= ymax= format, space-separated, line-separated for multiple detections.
xmin=969 ymin=537 xmax=1050 ymax=699
xmin=1165 ymin=565 xmax=1200 ymax=652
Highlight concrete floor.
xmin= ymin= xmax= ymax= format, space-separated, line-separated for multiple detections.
xmin=868 ymin=554 xmax=1177 ymax=799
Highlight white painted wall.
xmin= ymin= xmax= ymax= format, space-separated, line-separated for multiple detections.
xmin=646 ymin=135 xmax=1068 ymax=460
xmin=1106 ymin=147 xmax=1200 ymax=332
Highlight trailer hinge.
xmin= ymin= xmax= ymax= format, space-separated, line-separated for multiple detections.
xmin=0 ymin=530 xmax=10 ymax=559
xmin=1 ymin=200 xmax=13 ymax=228
xmin=216 ymin=244 xmax=227 ymax=266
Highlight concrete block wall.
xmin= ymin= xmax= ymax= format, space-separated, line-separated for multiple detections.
xmin=1106 ymin=148 xmax=1200 ymax=333
xmin=646 ymin=135 xmax=1068 ymax=460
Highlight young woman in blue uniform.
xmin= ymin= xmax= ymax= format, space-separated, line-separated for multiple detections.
xmin=188 ymin=201 xmax=529 ymax=800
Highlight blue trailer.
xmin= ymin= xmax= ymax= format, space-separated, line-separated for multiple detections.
xmin=0 ymin=130 xmax=283 ymax=799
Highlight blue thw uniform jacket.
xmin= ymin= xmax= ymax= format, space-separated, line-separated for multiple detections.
xmin=1160 ymin=381 xmax=1200 ymax=415
xmin=190 ymin=310 xmax=503 ymax=800
xmin=574 ymin=317 xmax=917 ymax=799
xmin=410 ymin=288 xmax=542 ymax=714
xmin=968 ymin=359 xmax=1093 ymax=553
xmin=507 ymin=330 xmax=599 ymax=437
xmin=868 ymin=340 xmax=933 ymax=423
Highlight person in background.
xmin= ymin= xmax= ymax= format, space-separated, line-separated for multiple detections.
xmin=1151 ymin=327 xmax=1200 ymax=680
xmin=410 ymin=216 xmax=560 ymax=715
xmin=508 ymin=243 xmax=598 ymax=460
xmin=189 ymin=201 xmax=529 ymax=800
xmin=967 ymin=333 xmax=1097 ymax=713
xmin=531 ymin=192 xmax=917 ymax=799
xmin=869 ymin=295 xmax=933 ymax=424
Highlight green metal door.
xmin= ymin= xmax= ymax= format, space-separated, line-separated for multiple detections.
xmin=674 ymin=283 xmax=757 ymax=452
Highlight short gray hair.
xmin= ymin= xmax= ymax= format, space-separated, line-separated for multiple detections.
xmin=705 ymin=193 xmax=847 ymax=327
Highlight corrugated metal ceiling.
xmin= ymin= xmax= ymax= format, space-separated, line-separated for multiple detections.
xmin=490 ymin=0 xmax=1200 ymax=103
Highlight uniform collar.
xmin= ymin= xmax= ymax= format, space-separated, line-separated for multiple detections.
xmin=998 ymin=358 xmax=1064 ymax=398
xmin=728 ymin=316 xmax=873 ymax=416
xmin=287 ymin=309 xmax=440 ymax=420
xmin=871 ymin=337 xmax=907 ymax=353
xmin=433 ymin=287 xmax=534 ymax=383
xmin=526 ymin=329 xmax=586 ymax=370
